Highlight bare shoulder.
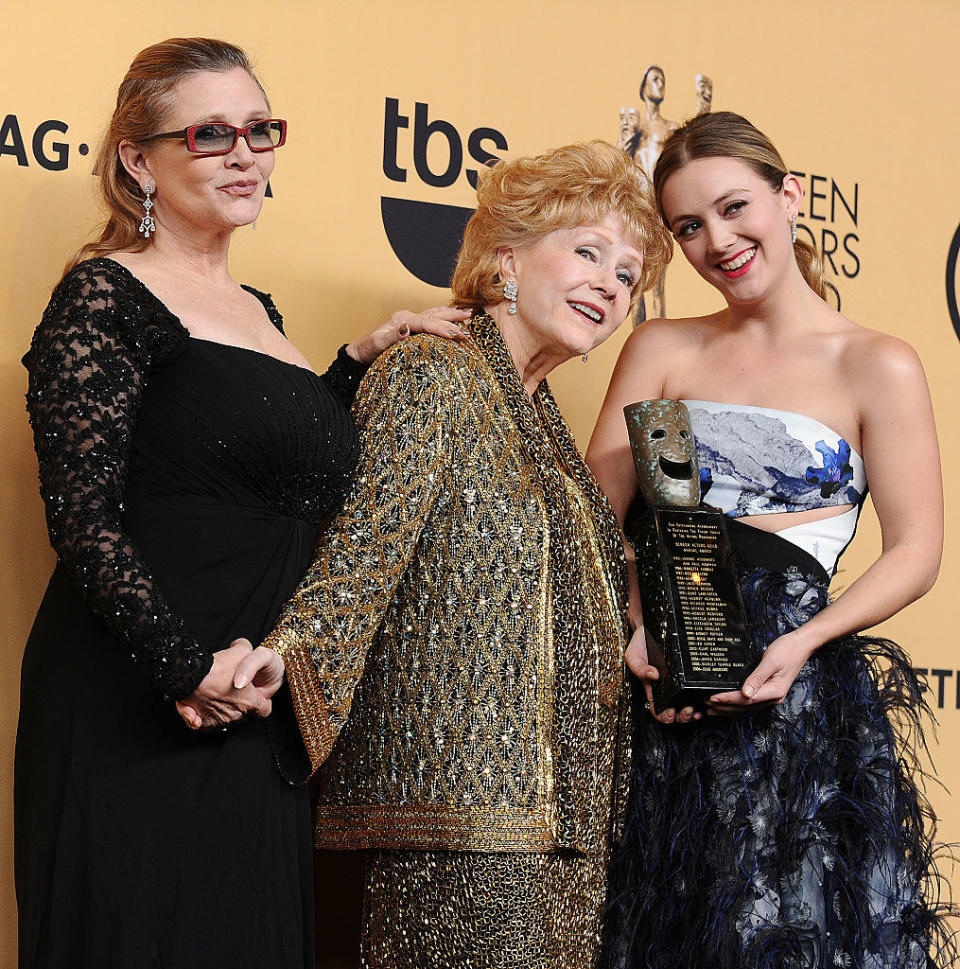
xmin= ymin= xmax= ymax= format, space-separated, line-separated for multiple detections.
xmin=600 ymin=314 xmax=723 ymax=407
xmin=838 ymin=322 xmax=927 ymax=389
xmin=619 ymin=313 xmax=719 ymax=361
xmin=831 ymin=322 xmax=932 ymax=434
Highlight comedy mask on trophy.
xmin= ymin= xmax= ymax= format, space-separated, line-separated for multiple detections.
xmin=623 ymin=400 xmax=754 ymax=710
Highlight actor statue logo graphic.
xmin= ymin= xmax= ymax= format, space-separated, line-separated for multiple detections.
xmin=617 ymin=66 xmax=713 ymax=325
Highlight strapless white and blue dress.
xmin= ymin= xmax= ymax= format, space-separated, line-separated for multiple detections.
xmin=602 ymin=402 xmax=952 ymax=969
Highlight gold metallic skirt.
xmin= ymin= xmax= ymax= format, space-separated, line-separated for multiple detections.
xmin=360 ymin=848 xmax=609 ymax=969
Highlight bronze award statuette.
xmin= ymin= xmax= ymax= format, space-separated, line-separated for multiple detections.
xmin=623 ymin=399 xmax=754 ymax=711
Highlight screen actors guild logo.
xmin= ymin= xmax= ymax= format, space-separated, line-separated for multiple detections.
xmin=0 ymin=114 xmax=86 ymax=170
xmin=618 ymin=66 xmax=713 ymax=324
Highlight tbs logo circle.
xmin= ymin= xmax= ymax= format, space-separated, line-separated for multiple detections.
xmin=381 ymin=98 xmax=508 ymax=287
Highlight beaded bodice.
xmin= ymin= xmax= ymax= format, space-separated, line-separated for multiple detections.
xmin=24 ymin=258 xmax=366 ymax=699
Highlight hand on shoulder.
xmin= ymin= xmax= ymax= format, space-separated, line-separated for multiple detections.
xmin=346 ymin=306 xmax=471 ymax=364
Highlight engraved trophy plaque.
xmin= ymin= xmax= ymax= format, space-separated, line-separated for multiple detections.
xmin=623 ymin=400 xmax=754 ymax=710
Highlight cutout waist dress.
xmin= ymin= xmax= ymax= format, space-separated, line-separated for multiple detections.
xmin=682 ymin=399 xmax=867 ymax=575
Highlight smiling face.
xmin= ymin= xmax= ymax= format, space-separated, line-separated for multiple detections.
xmin=133 ymin=67 xmax=275 ymax=238
xmin=695 ymin=74 xmax=713 ymax=108
xmin=659 ymin=156 xmax=801 ymax=305
xmin=625 ymin=399 xmax=700 ymax=507
xmin=502 ymin=211 xmax=643 ymax=362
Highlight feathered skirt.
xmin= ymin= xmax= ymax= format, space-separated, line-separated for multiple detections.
xmin=601 ymin=520 xmax=953 ymax=969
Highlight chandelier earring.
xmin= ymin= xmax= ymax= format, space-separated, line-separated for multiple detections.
xmin=138 ymin=185 xmax=156 ymax=239
xmin=503 ymin=278 xmax=518 ymax=315
xmin=791 ymin=216 xmax=798 ymax=245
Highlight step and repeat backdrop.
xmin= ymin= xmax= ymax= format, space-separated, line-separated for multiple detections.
xmin=2 ymin=0 xmax=958 ymax=964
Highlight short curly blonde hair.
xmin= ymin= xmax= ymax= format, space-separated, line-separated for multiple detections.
xmin=451 ymin=141 xmax=672 ymax=312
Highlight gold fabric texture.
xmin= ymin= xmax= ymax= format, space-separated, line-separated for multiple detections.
xmin=360 ymin=848 xmax=610 ymax=969
xmin=266 ymin=316 xmax=630 ymax=964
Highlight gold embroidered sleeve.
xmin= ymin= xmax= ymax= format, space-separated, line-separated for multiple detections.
xmin=264 ymin=337 xmax=459 ymax=773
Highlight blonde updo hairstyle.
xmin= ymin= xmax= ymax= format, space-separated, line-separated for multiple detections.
xmin=67 ymin=37 xmax=266 ymax=272
xmin=452 ymin=141 xmax=673 ymax=313
xmin=652 ymin=111 xmax=828 ymax=301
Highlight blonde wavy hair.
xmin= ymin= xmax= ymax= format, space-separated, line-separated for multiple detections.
xmin=652 ymin=111 xmax=828 ymax=301
xmin=66 ymin=38 xmax=266 ymax=274
xmin=452 ymin=141 xmax=673 ymax=312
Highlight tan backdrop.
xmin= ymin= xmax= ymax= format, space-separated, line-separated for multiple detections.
xmin=2 ymin=1 xmax=958 ymax=965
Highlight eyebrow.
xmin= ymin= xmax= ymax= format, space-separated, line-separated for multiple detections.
xmin=579 ymin=231 xmax=643 ymax=261
xmin=193 ymin=110 xmax=271 ymax=123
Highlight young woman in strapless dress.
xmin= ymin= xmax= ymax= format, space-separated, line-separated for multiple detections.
xmin=588 ymin=111 xmax=953 ymax=969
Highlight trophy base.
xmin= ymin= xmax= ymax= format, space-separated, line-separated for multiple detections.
xmin=655 ymin=681 xmax=744 ymax=712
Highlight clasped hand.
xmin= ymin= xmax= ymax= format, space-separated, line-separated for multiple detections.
xmin=176 ymin=639 xmax=286 ymax=731
xmin=625 ymin=624 xmax=811 ymax=725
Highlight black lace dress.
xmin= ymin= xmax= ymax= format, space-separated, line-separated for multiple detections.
xmin=15 ymin=258 xmax=367 ymax=969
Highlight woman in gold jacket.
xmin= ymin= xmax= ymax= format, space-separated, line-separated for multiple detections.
xmin=235 ymin=141 xmax=673 ymax=968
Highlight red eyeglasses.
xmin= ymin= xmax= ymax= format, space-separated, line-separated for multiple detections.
xmin=143 ymin=119 xmax=287 ymax=155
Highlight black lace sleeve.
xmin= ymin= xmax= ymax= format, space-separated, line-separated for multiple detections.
xmin=23 ymin=262 xmax=213 ymax=700
xmin=320 ymin=345 xmax=370 ymax=405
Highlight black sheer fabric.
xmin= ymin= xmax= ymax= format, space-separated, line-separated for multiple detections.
xmin=22 ymin=259 xmax=366 ymax=699
xmin=16 ymin=257 xmax=368 ymax=969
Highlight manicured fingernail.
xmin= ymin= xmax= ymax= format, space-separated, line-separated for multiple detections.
xmin=743 ymin=684 xmax=754 ymax=697
xmin=235 ymin=675 xmax=247 ymax=688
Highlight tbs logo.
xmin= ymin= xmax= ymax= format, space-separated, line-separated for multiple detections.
xmin=381 ymin=98 xmax=507 ymax=287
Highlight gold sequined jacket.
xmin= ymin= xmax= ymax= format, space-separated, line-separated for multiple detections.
xmin=266 ymin=316 xmax=630 ymax=855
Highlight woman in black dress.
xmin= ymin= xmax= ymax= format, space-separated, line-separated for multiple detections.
xmin=15 ymin=37 xmax=467 ymax=969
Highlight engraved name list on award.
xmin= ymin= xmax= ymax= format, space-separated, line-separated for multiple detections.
xmin=623 ymin=399 xmax=754 ymax=711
